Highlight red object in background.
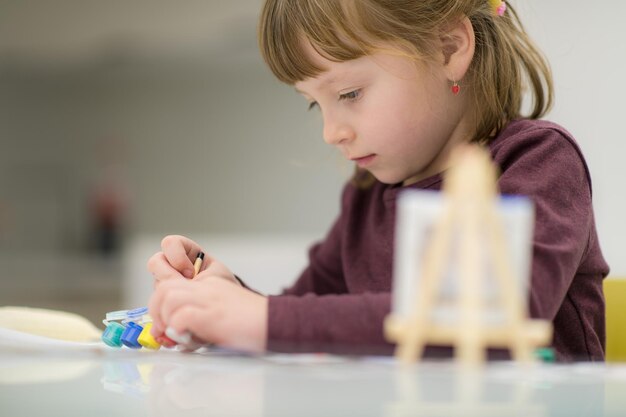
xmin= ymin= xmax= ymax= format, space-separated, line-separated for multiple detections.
xmin=89 ymin=165 xmax=130 ymax=255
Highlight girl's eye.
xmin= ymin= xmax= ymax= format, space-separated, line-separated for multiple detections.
xmin=308 ymin=101 xmax=319 ymax=111
xmin=339 ymin=90 xmax=361 ymax=101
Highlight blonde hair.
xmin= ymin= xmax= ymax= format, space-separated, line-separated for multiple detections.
xmin=258 ymin=0 xmax=553 ymax=178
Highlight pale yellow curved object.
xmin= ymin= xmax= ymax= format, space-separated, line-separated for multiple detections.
xmin=0 ymin=306 xmax=102 ymax=342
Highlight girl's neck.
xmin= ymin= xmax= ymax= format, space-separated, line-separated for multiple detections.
xmin=402 ymin=111 xmax=475 ymax=187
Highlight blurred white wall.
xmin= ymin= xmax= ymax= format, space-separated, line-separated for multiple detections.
xmin=0 ymin=64 xmax=348 ymax=241
xmin=0 ymin=0 xmax=350 ymax=319
xmin=0 ymin=1 xmax=350 ymax=256
xmin=0 ymin=0 xmax=625 ymax=314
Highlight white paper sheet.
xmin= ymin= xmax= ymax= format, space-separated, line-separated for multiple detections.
xmin=0 ymin=327 xmax=106 ymax=353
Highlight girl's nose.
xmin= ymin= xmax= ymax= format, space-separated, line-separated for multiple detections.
xmin=322 ymin=118 xmax=355 ymax=146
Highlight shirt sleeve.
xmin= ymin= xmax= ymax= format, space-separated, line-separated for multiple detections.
xmin=494 ymin=126 xmax=595 ymax=321
xmin=267 ymin=292 xmax=394 ymax=354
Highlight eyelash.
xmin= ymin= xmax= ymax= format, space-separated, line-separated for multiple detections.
xmin=339 ymin=90 xmax=361 ymax=101
xmin=307 ymin=89 xmax=362 ymax=111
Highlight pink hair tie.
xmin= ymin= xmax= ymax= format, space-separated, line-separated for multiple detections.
xmin=489 ymin=0 xmax=507 ymax=16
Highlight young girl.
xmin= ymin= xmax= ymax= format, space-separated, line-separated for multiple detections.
xmin=147 ymin=0 xmax=609 ymax=361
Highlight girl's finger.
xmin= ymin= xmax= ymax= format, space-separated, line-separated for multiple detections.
xmin=150 ymin=279 xmax=212 ymax=335
xmin=148 ymin=279 xmax=186 ymax=335
xmin=159 ymin=287 xmax=200 ymax=326
xmin=161 ymin=235 xmax=201 ymax=278
xmin=147 ymin=252 xmax=186 ymax=282
xmin=167 ymin=304 xmax=210 ymax=344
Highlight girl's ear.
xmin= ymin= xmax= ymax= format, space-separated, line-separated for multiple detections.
xmin=439 ymin=16 xmax=475 ymax=81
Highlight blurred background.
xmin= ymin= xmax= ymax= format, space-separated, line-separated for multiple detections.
xmin=0 ymin=0 xmax=624 ymax=325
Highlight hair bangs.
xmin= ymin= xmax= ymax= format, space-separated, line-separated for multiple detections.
xmin=259 ymin=0 xmax=370 ymax=85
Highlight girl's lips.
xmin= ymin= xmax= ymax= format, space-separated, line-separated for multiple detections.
xmin=352 ymin=154 xmax=376 ymax=168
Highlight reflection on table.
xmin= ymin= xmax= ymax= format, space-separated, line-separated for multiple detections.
xmin=1 ymin=349 xmax=626 ymax=417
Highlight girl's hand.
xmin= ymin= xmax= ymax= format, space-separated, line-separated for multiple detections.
xmin=147 ymin=235 xmax=239 ymax=286
xmin=148 ymin=275 xmax=268 ymax=353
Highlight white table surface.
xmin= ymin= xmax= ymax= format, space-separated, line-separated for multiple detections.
xmin=1 ymin=348 xmax=625 ymax=417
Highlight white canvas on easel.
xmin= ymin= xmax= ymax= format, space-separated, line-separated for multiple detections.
xmin=384 ymin=145 xmax=552 ymax=364
xmin=391 ymin=190 xmax=535 ymax=327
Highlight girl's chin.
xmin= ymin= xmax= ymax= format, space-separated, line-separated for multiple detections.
xmin=367 ymin=170 xmax=405 ymax=185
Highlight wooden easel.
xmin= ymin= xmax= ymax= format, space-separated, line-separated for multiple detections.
xmin=385 ymin=145 xmax=552 ymax=365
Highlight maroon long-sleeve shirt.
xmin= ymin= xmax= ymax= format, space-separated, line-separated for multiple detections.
xmin=266 ymin=119 xmax=610 ymax=361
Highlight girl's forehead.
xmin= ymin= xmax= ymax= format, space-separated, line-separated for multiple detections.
xmin=298 ymin=38 xmax=332 ymax=71
xmin=294 ymin=40 xmax=350 ymax=89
